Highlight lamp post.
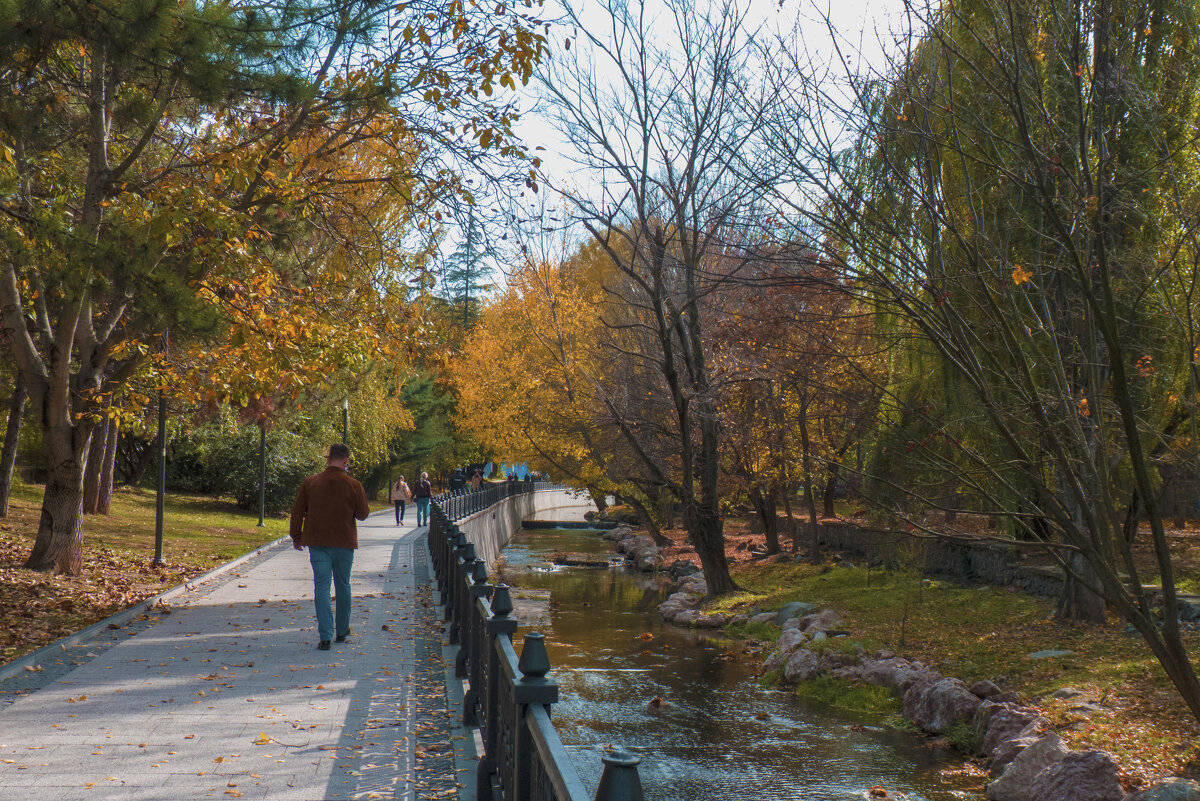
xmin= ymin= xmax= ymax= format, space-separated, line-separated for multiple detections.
xmin=341 ymin=397 xmax=349 ymax=446
xmin=152 ymin=329 xmax=170 ymax=567
xmin=257 ymin=422 xmax=267 ymax=527
xmin=152 ymin=388 xmax=166 ymax=567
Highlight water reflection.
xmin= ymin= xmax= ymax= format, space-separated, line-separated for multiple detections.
xmin=495 ymin=528 xmax=981 ymax=801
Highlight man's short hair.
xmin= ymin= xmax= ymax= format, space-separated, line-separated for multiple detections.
xmin=329 ymin=443 xmax=350 ymax=461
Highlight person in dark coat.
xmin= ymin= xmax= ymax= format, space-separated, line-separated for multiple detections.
xmin=290 ymin=443 xmax=369 ymax=651
xmin=414 ymin=471 xmax=433 ymax=526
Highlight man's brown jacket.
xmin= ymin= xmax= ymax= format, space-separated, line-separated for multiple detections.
xmin=290 ymin=466 xmax=370 ymax=548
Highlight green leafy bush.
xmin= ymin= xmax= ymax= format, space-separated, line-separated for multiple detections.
xmin=169 ymin=411 xmax=324 ymax=516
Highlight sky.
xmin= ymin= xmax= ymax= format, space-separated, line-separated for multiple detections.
xmin=443 ymin=0 xmax=909 ymax=287
xmin=511 ymin=0 xmax=908 ymax=194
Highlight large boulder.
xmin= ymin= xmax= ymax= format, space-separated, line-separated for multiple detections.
xmin=667 ymin=559 xmax=700 ymax=578
xmin=991 ymin=719 xmax=1053 ymax=777
xmin=602 ymin=524 xmax=635 ymax=542
xmin=819 ymin=650 xmax=860 ymax=673
xmin=774 ymin=601 xmax=818 ymax=625
xmin=619 ymin=534 xmax=657 ymax=556
xmin=969 ymin=679 xmax=1015 ymax=702
xmin=847 ymin=657 xmax=935 ymax=690
xmin=658 ymin=590 xmax=700 ymax=622
xmin=749 ymin=612 xmax=776 ymax=626
xmin=1028 ymin=750 xmax=1124 ymax=801
xmin=893 ymin=663 xmax=944 ymax=693
xmin=693 ymin=612 xmax=728 ymax=628
xmin=669 ymin=609 xmax=700 ymax=626
xmin=1124 ymin=778 xmax=1200 ymax=801
xmin=763 ymin=629 xmax=807 ymax=672
xmin=986 ymin=732 xmax=1069 ymax=801
xmin=783 ymin=649 xmax=821 ymax=683
xmin=980 ymin=704 xmax=1049 ymax=760
xmin=798 ymin=609 xmax=843 ymax=634
xmin=636 ymin=551 xmax=663 ymax=572
xmin=906 ymin=677 xmax=982 ymax=735
xmin=676 ymin=574 xmax=708 ymax=596
xmin=901 ymin=673 xmax=942 ymax=720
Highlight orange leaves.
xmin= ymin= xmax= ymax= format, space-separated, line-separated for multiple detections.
xmin=1011 ymin=265 xmax=1033 ymax=285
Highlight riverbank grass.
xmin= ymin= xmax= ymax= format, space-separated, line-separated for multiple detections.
xmin=791 ymin=675 xmax=902 ymax=717
xmin=1 ymin=480 xmax=285 ymax=665
xmin=711 ymin=558 xmax=1200 ymax=782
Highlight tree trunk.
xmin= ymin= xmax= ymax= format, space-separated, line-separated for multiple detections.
xmin=23 ymin=421 xmax=92 ymax=574
xmin=780 ymin=482 xmax=799 ymax=553
xmin=695 ymin=407 xmax=737 ymax=594
xmin=797 ymin=400 xmax=821 ymax=559
xmin=749 ymin=485 xmax=780 ymax=555
xmin=592 ymin=490 xmax=608 ymax=513
xmin=97 ymin=422 xmax=118 ymax=515
xmin=661 ymin=494 xmax=675 ymax=529
xmin=822 ymin=464 xmax=838 ymax=518
xmin=625 ymin=495 xmax=669 ymax=547
xmin=0 ymin=374 xmax=27 ymax=518
xmin=694 ymin=505 xmax=736 ymax=595
xmin=1056 ymin=549 xmax=1107 ymax=623
xmin=119 ymin=436 xmax=155 ymax=486
xmin=83 ymin=417 xmax=107 ymax=514
xmin=942 ymin=478 xmax=958 ymax=524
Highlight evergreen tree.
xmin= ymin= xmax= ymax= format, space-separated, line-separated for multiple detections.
xmin=439 ymin=207 xmax=496 ymax=327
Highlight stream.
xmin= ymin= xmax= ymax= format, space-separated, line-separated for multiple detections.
xmin=492 ymin=526 xmax=982 ymax=801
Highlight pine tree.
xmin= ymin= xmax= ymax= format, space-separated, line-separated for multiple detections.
xmin=440 ymin=207 xmax=495 ymax=327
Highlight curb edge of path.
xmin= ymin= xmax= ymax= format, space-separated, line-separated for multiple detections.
xmin=0 ymin=533 xmax=292 ymax=686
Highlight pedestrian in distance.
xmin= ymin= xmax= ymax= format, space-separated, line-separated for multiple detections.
xmin=414 ymin=471 xmax=433 ymax=526
xmin=391 ymin=474 xmax=412 ymax=526
xmin=290 ymin=443 xmax=369 ymax=651
xmin=470 ymin=468 xmax=483 ymax=492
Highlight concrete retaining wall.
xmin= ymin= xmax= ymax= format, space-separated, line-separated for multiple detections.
xmin=457 ymin=489 xmax=594 ymax=568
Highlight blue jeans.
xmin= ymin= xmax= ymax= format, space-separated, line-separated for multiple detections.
xmin=308 ymin=546 xmax=354 ymax=641
xmin=415 ymin=497 xmax=430 ymax=526
xmin=394 ymin=500 xmax=406 ymax=525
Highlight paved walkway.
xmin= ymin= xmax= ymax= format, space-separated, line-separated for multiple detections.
xmin=0 ymin=512 xmax=467 ymax=801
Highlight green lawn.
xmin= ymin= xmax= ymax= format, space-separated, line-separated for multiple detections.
xmin=0 ymin=480 xmax=288 ymax=665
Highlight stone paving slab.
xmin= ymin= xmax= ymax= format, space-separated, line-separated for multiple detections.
xmin=0 ymin=512 xmax=470 ymax=801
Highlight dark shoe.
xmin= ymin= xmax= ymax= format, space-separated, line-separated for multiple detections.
xmin=335 ymin=631 xmax=351 ymax=643
xmin=318 ymin=640 xmax=331 ymax=650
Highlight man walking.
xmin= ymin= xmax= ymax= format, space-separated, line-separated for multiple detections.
xmin=290 ymin=443 xmax=369 ymax=651
xmin=414 ymin=471 xmax=433 ymax=527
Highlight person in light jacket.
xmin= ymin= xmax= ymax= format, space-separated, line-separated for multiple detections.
xmin=390 ymin=475 xmax=412 ymax=526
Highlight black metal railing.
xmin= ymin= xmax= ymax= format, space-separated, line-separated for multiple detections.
xmin=436 ymin=480 xmax=548 ymax=523
xmin=428 ymin=486 xmax=646 ymax=801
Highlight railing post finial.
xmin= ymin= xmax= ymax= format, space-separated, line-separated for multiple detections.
xmin=594 ymin=749 xmax=645 ymax=801
xmin=490 ymin=583 xmax=513 ymax=617
xmin=517 ymin=632 xmax=551 ymax=683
